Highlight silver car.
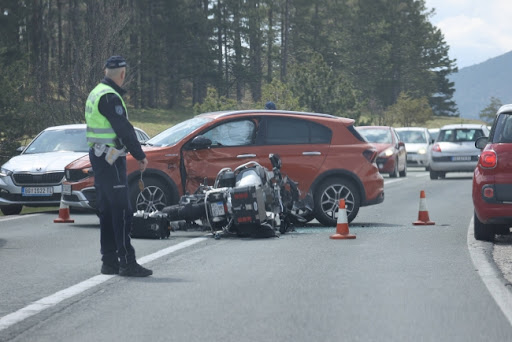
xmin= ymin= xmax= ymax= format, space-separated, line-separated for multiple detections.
xmin=0 ymin=124 xmax=150 ymax=215
xmin=395 ymin=127 xmax=433 ymax=170
xmin=429 ymin=124 xmax=490 ymax=180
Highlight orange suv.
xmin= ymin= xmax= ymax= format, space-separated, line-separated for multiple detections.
xmin=63 ymin=110 xmax=384 ymax=225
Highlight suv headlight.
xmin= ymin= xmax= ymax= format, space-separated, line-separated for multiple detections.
xmin=65 ymin=167 xmax=93 ymax=182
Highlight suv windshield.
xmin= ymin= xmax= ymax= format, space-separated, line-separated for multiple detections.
xmin=491 ymin=113 xmax=512 ymax=143
xmin=438 ymin=128 xmax=484 ymax=142
xmin=148 ymin=117 xmax=213 ymax=147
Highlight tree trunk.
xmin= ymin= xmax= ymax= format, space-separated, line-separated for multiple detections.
xmin=266 ymin=3 xmax=273 ymax=84
xmin=280 ymin=0 xmax=289 ymax=82
xmin=234 ymin=0 xmax=243 ymax=102
xmin=248 ymin=0 xmax=262 ymax=102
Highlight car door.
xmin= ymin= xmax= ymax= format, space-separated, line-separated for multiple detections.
xmin=251 ymin=116 xmax=330 ymax=195
xmin=181 ymin=118 xmax=263 ymax=192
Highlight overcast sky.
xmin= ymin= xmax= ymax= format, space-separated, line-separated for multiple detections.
xmin=425 ymin=0 xmax=512 ymax=69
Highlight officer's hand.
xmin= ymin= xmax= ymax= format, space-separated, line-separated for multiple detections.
xmin=138 ymin=158 xmax=148 ymax=173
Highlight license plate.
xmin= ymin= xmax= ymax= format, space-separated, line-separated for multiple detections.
xmin=62 ymin=184 xmax=72 ymax=195
xmin=22 ymin=187 xmax=53 ymax=196
xmin=451 ymin=156 xmax=471 ymax=161
xmin=210 ymin=201 xmax=225 ymax=217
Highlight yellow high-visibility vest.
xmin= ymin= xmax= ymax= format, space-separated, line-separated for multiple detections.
xmin=85 ymin=83 xmax=127 ymax=147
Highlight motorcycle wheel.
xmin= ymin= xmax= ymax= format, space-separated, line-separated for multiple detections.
xmin=313 ymin=177 xmax=360 ymax=226
xmin=292 ymin=209 xmax=315 ymax=224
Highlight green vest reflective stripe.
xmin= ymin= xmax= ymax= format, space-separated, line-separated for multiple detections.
xmin=85 ymin=83 xmax=128 ymax=147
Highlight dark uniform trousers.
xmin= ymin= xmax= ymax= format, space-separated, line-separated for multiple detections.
xmin=89 ymin=149 xmax=136 ymax=267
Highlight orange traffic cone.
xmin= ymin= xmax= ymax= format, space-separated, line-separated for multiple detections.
xmin=330 ymin=199 xmax=356 ymax=240
xmin=413 ymin=190 xmax=435 ymax=225
xmin=54 ymin=198 xmax=74 ymax=223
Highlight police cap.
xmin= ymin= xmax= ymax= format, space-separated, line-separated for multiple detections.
xmin=104 ymin=55 xmax=128 ymax=69
xmin=265 ymin=101 xmax=276 ymax=110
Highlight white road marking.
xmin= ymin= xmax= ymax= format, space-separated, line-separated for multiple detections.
xmin=0 ymin=214 xmax=43 ymax=222
xmin=467 ymin=217 xmax=512 ymax=326
xmin=0 ymin=236 xmax=208 ymax=332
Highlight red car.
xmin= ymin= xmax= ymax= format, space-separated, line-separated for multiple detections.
xmin=63 ymin=110 xmax=384 ymax=224
xmin=356 ymin=126 xmax=407 ymax=177
xmin=473 ymin=104 xmax=512 ymax=241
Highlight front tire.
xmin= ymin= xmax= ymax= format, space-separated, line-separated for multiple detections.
xmin=474 ymin=211 xmax=495 ymax=242
xmin=1 ymin=204 xmax=23 ymax=215
xmin=130 ymin=177 xmax=173 ymax=214
xmin=389 ymin=159 xmax=399 ymax=178
xmin=430 ymin=171 xmax=438 ymax=180
xmin=313 ymin=177 xmax=360 ymax=226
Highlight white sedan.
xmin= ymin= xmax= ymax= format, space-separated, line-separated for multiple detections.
xmin=0 ymin=124 xmax=149 ymax=215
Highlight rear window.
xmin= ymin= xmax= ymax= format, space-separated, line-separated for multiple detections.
xmin=263 ymin=117 xmax=332 ymax=145
xmin=437 ymin=128 xmax=484 ymax=142
xmin=490 ymin=113 xmax=512 ymax=143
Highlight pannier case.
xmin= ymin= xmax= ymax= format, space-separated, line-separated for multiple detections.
xmin=131 ymin=211 xmax=170 ymax=239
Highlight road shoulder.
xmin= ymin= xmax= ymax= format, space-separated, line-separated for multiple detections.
xmin=467 ymin=217 xmax=512 ymax=325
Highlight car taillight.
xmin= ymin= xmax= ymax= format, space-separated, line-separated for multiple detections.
xmin=479 ymin=150 xmax=497 ymax=168
xmin=363 ymin=149 xmax=377 ymax=163
xmin=432 ymin=144 xmax=441 ymax=152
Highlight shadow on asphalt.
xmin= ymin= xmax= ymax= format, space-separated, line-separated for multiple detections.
xmin=495 ymin=234 xmax=512 ymax=245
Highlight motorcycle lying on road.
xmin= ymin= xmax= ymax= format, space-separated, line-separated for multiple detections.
xmin=161 ymin=154 xmax=310 ymax=238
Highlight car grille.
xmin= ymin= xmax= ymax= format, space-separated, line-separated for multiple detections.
xmin=13 ymin=172 xmax=65 ymax=185
xmin=83 ymin=189 xmax=97 ymax=208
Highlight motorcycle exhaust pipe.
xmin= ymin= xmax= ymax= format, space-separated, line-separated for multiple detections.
xmin=162 ymin=202 xmax=207 ymax=222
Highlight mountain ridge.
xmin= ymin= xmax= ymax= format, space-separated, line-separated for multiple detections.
xmin=451 ymin=50 xmax=512 ymax=119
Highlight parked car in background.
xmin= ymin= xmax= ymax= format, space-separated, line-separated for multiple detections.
xmin=395 ymin=127 xmax=433 ymax=170
xmin=0 ymin=124 xmax=90 ymax=215
xmin=473 ymin=105 xmax=512 ymax=241
xmin=428 ymin=128 xmax=440 ymax=142
xmin=63 ymin=110 xmax=385 ymax=225
xmin=356 ymin=126 xmax=407 ymax=178
xmin=429 ymin=124 xmax=489 ymax=180
xmin=0 ymin=124 xmax=149 ymax=215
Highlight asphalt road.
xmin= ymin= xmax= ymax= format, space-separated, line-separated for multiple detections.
xmin=1 ymin=168 xmax=512 ymax=342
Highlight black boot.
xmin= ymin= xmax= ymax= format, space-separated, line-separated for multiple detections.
xmin=119 ymin=262 xmax=153 ymax=277
xmin=101 ymin=262 xmax=120 ymax=275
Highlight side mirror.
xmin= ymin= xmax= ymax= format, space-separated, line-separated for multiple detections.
xmin=16 ymin=146 xmax=25 ymax=154
xmin=189 ymin=135 xmax=212 ymax=150
xmin=475 ymin=136 xmax=488 ymax=150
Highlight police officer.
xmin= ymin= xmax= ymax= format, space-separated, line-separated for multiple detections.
xmin=85 ymin=55 xmax=152 ymax=277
